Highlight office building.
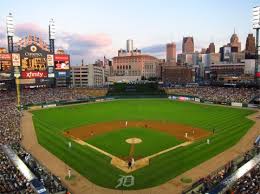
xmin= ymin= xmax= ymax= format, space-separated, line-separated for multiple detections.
xmin=166 ymin=42 xmax=176 ymax=65
xmin=245 ymin=33 xmax=256 ymax=59
xmin=182 ymin=37 xmax=194 ymax=54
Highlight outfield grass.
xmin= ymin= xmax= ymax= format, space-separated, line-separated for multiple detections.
xmin=86 ymin=127 xmax=183 ymax=158
xmin=32 ymin=99 xmax=255 ymax=189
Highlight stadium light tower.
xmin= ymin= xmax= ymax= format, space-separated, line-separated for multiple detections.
xmin=253 ymin=6 xmax=260 ymax=86
xmin=6 ymin=13 xmax=14 ymax=53
xmin=49 ymin=18 xmax=55 ymax=54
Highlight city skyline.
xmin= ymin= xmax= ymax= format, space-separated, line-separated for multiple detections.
xmin=0 ymin=0 xmax=259 ymax=64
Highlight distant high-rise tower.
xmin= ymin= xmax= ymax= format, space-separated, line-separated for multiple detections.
xmin=207 ymin=42 xmax=215 ymax=53
xmin=118 ymin=39 xmax=141 ymax=56
xmin=229 ymin=30 xmax=241 ymax=52
xmin=245 ymin=33 xmax=256 ymax=59
xmin=126 ymin=39 xmax=133 ymax=52
xmin=166 ymin=42 xmax=176 ymax=65
xmin=182 ymin=37 xmax=194 ymax=54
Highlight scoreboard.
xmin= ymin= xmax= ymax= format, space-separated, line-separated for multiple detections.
xmin=0 ymin=44 xmax=70 ymax=87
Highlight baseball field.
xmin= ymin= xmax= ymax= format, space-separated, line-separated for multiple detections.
xmin=32 ymin=99 xmax=255 ymax=190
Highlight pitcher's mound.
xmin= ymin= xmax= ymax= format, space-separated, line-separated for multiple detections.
xmin=126 ymin=138 xmax=142 ymax=144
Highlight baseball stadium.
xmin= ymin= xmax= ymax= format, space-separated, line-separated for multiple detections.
xmin=1 ymin=3 xmax=260 ymax=194
xmin=1 ymin=82 xmax=260 ymax=194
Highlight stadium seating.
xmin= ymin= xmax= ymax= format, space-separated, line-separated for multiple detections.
xmin=0 ymin=86 xmax=259 ymax=194
xmin=165 ymin=86 xmax=259 ymax=104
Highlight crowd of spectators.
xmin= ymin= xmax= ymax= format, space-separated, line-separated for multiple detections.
xmin=0 ymin=149 xmax=34 ymax=194
xmin=0 ymin=86 xmax=259 ymax=194
xmin=0 ymin=102 xmax=21 ymax=146
xmin=166 ymin=86 xmax=259 ymax=103
xmin=18 ymin=87 xmax=107 ymax=105
xmin=230 ymin=163 xmax=260 ymax=194
xmin=185 ymin=149 xmax=259 ymax=194
xmin=12 ymin=144 xmax=66 ymax=193
xmin=0 ymin=87 xmax=109 ymax=193
xmin=0 ymin=88 xmax=85 ymax=194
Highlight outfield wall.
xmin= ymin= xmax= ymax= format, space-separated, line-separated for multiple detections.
xmin=24 ymin=94 xmax=260 ymax=111
xmin=167 ymin=94 xmax=260 ymax=109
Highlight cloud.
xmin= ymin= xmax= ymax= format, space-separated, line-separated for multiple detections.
xmin=142 ymin=41 xmax=183 ymax=58
xmin=0 ymin=29 xmax=6 ymax=47
xmin=56 ymin=32 xmax=112 ymax=64
xmin=142 ymin=44 xmax=165 ymax=54
xmin=1 ymin=22 xmax=226 ymax=63
xmin=0 ymin=22 xmax=113 ymax=64
xmin=15 ymin=23 xmax=48 ymax=39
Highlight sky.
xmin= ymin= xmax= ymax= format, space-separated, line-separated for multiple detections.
xmin=0 ymin=0 xmax=259 ymax=64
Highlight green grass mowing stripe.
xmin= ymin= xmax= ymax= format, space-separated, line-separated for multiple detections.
xmin=35 ymin=121 xmax=112 ymax=164
xmin=34 ymin=119 xmax=126 ymax=176
xmin=131 ymin=125 xmax=251 ymax=187
xmin=145 ymin=121 xmax=251 ymax=171
xmin=35 ymin=124 xmax=122 ymax=186
xmin=34 ymin=117 xmax=69 ymax=132
xmin=150 ymin=126 xmax=250 ymax=174
xmin=87 ymin=127 xmax=183 ymax=158
xmin=189 ymin=110 xmax=251 ymax=130
xmin=32 ymin=99 xmax=256 ymax=189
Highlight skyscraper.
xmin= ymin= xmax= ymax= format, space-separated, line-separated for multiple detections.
xmin=207 ymin=43 xmax=215 ymax=53
xmin=245 ymin=33 xmax=256 ymax=59
xmin=229 ymin=31 xmax=241 ymax=52
xmin=126 ymin=39 xmax=133 ymax=52
xmin=182 ymin=37 xmax=194 ymax=54
xmin=166 ymin=42 xmax=176 ymax=65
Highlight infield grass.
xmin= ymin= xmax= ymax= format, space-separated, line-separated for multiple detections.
xmin=86 ymin=127 xmax=183 ymax=158
xmin=32 ymin=99 xmax=255 ymax=189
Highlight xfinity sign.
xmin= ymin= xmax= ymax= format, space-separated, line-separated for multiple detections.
xmin=21 ymin=71 xmax=48 ymax=79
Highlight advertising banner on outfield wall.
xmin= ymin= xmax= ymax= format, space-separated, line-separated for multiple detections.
xmin=43 ymin=104 xmax=56 ymax=108
xmin=248 ymin=104 xmax=258 ymax=108
xmin=231 ymin=102 xmax=243 ymax=107
xmin=195 ymin=98 xmax=200 ymax=102
xmin=169 ymin=96 xmax=193 ymax=101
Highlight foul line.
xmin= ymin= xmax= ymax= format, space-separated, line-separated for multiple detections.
xmin=72 ymin=137 xmax=192 ymax=173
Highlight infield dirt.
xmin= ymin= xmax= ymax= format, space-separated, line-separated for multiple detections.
xmin=21 ymin=109 xmax=260 ymax=194
xmin=64 ymin=120 xmax=211 ymax=142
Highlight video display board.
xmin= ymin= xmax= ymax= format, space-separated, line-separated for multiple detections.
xmin=19 ymin=44 xmax=48 ymax=79
xmin=21 ymin=57 xmax=47 ymax=71
xmin=54 ymin=54 xmax=70 ymax=70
